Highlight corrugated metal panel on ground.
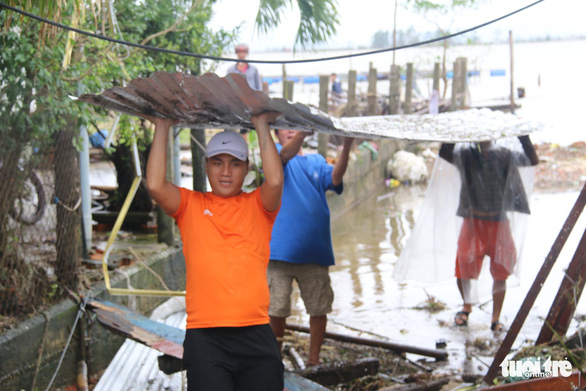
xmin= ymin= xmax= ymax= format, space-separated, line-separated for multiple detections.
xmin=93 ymin=298 xmax=187 ymax=391
xmin=78 ymin=72 xmax=542 ymax=142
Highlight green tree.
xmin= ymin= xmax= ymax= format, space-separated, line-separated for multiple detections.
xmin=1 ymin=0 xmax=236 ymax=297
xmin=1 ymin=0 xmax=341 ymax=305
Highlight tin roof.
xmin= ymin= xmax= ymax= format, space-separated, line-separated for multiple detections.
xmin=78 ymin=72 xmax=541 ymax=142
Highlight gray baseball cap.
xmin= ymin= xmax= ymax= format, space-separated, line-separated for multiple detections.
xmin=206 ymin=130 xmax=248 ymax=161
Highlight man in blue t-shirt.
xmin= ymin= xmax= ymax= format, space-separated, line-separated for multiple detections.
xmin=269 ymin=129 xmax=353 ymax=366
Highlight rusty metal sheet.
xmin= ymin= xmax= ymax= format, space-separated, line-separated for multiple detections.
xmin=87 ymin=299 xmax=184 ymax=359
xmin=78 ymin=72 xmax=543 ymax=142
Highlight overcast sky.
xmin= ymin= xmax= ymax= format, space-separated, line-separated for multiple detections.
xmin=209 ymin=0 xmax=586 ymax=52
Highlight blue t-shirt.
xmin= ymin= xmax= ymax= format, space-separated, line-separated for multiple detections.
xmin=269 ymin=144 xmax=343 ymax=266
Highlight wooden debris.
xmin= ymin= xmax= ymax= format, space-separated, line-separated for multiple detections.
xmin=286 ymin=323 xmax=448 ymax=361
xmin=295 ymin=357 xmax=380 ymax=386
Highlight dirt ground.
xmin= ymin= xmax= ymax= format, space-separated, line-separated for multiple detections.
xmin=533 ymin=142 xmax=586 ymax=193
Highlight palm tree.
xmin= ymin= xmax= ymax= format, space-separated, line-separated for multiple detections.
xmin=256 ymin=0 xmax=339 ymax=49
xmin=6 ymin=0 xmax=340 ymax=49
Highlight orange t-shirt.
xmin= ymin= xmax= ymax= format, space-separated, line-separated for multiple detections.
xmin=171 ymin=187 xmax=279 ymax=329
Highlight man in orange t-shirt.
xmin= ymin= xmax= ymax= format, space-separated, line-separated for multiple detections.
xmin=144 ymin=112 xmax=284 ymax=391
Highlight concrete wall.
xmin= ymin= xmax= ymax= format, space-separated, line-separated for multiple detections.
xmin=0 ymin=246 xmax=185 ymax=391
xmin=0 ymin=138 xmax=403 ymax=390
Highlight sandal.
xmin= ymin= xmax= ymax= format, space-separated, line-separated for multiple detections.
xmin=454 ymin=311 xmax=469 ymax=327
xmin=491 ymin=321 xmax=505 ymax=332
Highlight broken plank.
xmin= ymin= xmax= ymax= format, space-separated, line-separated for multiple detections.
xmin=86 ymin=299 xmax=184 ymax=359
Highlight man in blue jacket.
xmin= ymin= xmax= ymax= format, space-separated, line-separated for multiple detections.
xmin=269 ymin=129 xmax=353 ymax=366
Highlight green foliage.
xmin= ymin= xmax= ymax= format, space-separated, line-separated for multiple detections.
xmin=1 ymin=24 xmax=69 ymax=152
xmin=115 ymin=0 xmax=237 ymax=78
xmin=406 ymin=0 xmax=482 ymax=15
xmin=1 ymin=0 xmax=238 ymax=152
xmin=47 ymin=283 xmax=59 ymax=298
xmin=256 ymin=0 xmax=339 ymax=50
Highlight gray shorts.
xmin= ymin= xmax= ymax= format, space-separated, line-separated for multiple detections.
xmin=268 ymin=260 xmax=333 ymax=317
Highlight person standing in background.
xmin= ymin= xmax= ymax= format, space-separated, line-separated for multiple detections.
xmin=227 ymin=43 xmax=262 ymax=91
xmin=440 ymin=135 xmax=539 ymax=332
xmin=227 ymin=43 xmax=263 ymax=137
xmin=268 ymin=128 xmax=353 ymax=366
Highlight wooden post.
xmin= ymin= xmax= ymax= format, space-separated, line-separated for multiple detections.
xmin=405 ymin=63 xmax=413 ymax=114
xmin=389 ymin=64 xmax=401 ymax=115
xmin=450 ymin=60 xmax=460 ymax=112
xmin=347 ymin=70 xmax=357 ymax=117
xmin=318 ymin=75 xmax=329 ymax=158
xmin=190 ymin=129 xmax=206 ymax=193
xmin=283 ymin=80 xmax=294 ymax=101
xmin=459 ymin=57 xmax=468 ymax=108
xmin=433 ymin=62 xmax=441 ymax=94
xmin=367 ymin=66 xmax=377 ymax=116
xmin=483 ymin=184 xmax=586 ymax=385
xmin=509 ymin=30 xmax=516 ymax=113
xmin=282 ymin=64 xmax=288 ymax=100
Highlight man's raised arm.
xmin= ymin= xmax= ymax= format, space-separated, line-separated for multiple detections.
xmin=145 ymin=116 xmax=181 ymax=215
xmin=332 ymin=138 xmax=354 ymax=187
xmin=518 ymin=135 xmax=539 ymax=166
xmin=251 ymin=112 xmax=283 ymax=212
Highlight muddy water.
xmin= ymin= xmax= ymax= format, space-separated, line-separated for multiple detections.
xmin=285 ymin=184 xmax=586 ymax=376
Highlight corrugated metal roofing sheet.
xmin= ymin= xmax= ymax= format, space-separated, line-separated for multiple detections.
xmin=78 ymin=72 xmax=542 ymax=142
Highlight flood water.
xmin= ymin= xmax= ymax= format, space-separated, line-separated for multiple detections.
xmin=91 ymin=39 xmax=586 ymax=385
xmin=284 ymin=184 xmax=586 ymax=375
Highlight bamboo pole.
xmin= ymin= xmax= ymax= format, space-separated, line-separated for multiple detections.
xmin=318 ymin=75 xmax=329 ymax=158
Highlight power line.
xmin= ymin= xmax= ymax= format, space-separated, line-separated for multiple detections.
xmin=0 ymin=0 xmax=545 ymax=65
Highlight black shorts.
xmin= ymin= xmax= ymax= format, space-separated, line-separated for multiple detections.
xmin=183 ymin=324 xmax=284 ymax=391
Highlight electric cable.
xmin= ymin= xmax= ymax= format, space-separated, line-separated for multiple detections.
xmin=1 ymin=0 xmax=545 ymax=64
